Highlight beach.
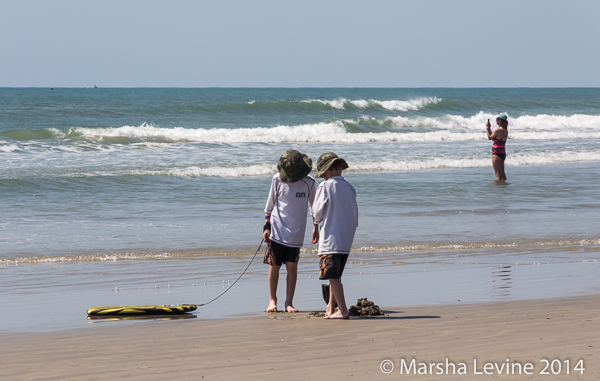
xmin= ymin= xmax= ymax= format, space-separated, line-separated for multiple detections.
xmin=1 ymin=294 xmax=599 ymax=380
xmin=1 ymin=88 xmax=599 ymax=378
xmin=2 ymin=0 xmax=600 ymax=375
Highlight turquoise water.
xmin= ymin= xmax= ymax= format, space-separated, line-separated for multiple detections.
xmin=1 ymin=88 xmax=599 ymax=332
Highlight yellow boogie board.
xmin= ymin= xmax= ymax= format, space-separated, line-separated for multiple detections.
xmin=87 ymin=304 xmax=197 ymax=316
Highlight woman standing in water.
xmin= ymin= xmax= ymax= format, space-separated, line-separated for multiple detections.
xmin=486 ymin=113 xmax=508 ymax=180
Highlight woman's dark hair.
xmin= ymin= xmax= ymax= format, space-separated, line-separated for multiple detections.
xmin=500 ymin=119 xmax=509 ymax=129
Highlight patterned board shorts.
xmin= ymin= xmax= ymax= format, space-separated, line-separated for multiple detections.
xmin=318 ymin=254 xmax=349 ymax=280
xmin=264 ymin=241 xmax=299 ymax=266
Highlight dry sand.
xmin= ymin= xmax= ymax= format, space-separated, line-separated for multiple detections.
xmin=1 ymin=294 xmax=599 ymax=380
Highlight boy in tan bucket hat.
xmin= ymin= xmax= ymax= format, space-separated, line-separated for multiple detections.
xmin=263 ymin=149 xmax=319 ymax=313
xmin=312 ymin=152 xmax=358 ymax=319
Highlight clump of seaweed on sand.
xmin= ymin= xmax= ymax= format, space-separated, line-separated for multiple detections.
xmin=348 ymin=298 xmax=384 ymax=316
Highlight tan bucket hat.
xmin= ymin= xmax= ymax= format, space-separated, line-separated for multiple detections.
xmin=316 ymin=152 xmax=348 ymax=179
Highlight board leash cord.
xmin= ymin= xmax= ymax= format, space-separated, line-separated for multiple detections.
xmin=196 ymin=239 xmax=263 ymax=307
xmin=87 ymin=240 xmax=264 ymax=316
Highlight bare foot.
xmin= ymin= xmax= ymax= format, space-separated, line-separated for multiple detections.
xmin=324 ymin=310 xmax=349 ymax=319
xmin=325 ymin=305 xmax=334 ymax=317
xmin=266 ymin=299 xmax=277 ymax=313
xmin=285 ymin=304 xmax=298 ymax=313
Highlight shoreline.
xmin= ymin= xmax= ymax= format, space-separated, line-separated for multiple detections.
xmin=2 ymin=258 xmax=600 ymax=333
xmin=2 ymin=294 xmax=599 ymax=380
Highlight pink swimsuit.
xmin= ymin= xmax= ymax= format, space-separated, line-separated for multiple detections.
xmin=492 ymin=137 xmax=506 ymax=154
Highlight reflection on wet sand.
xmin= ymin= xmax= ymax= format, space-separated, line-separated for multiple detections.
xmin=491 ymin=265 xmax=512 ymax=300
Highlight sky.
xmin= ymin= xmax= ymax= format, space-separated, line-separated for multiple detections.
xmin=0 ymin=0 xmax=598 ymax=87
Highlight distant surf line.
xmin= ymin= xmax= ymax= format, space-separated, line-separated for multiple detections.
xmin=4 ymin=150 xmax=600 ymax=180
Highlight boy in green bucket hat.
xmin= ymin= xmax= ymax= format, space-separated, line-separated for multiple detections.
xmin=263 ymin=149 xmax=319 ymax=313
xmin=312 ymin=152 xmax=358 ymax=319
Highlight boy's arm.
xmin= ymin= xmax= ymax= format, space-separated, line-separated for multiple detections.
xmin=307 ymin=179 xmax=317 ymax=214
xmin=263 ymin=177 xmax=277 ymax=244
xmin=310 ymin=216 xmax=319 ymax=244
xmin=308 ymin=180 xmax=319 ymax=244
xmin=263 ymin=213 xmax=271 ymax=244
xmin=311 ymin=184 xmax=328 ymax=225
xmin=264 ymin=176 xmax=277 ymax=214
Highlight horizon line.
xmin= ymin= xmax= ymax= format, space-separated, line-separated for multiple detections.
xmin=2 ymin=86 xmax=600 ymax=89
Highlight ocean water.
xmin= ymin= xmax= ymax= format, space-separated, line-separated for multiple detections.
xmin=1 ymin=88 xmax=599 ymax=332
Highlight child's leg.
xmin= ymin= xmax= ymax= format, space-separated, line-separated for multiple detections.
xmin=326 ymin=278 xmax=349 ymax=319
xmin=267 ymin=264 xmax=281 ymax=312
xmin=284 ymin=260 xmax=298 ymax=312
xmin=325 ymin=284 xmax=337 ymax=317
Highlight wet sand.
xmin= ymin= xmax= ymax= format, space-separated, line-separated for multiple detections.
xmin=1 ymin=294 xmax=599 ymax=380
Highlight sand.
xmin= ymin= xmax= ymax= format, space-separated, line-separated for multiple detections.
xmin=1 ymin=295 xmax=599 ymax=380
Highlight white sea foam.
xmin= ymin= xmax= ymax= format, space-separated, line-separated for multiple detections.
xmin=305 ymin=98 xmax=347 ymax=109
xmin=73 ymin=123 xmax=352 ymax=143
xmin=163 ymin=164 xmax=274 ymax=177
xmin=47 ymin=127 xmax=67 ymax=138
xmin=349 ymin=151 xmax=600 ymax=172
xmin=4 ymin=237 xmax=598 ymax=264
xmin=48 ymin=164 xmax=277 ymax=179
xmin=300 ymin=97 xmax=440 ymax=111
xmin=0 ymin=252 xmax=177 ymax=264
xmin=513 ymin=114 xmax=600 ymax=130
xmin=73 ymin=123 xmax=480 ymax=144
xmin=70 ymin=117 xmax=600 ymax=145
xmin=0 ymin=144 xmax=21 ymax=152
xmin=377 ymin=112 xmax=600 ymax=131
xmin=42 ymin=151 xmax=599 ymax=179
xmin=4 ymin=113 xmax=599 ymax=160
xmin=349 ymin=99 xmax=369 ymax=108
xmin=371 ymin=97 xmax=441 ymax=111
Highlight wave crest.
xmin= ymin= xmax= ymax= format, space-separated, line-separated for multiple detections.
xmin=301 ymin=97 xmax=441 ymax=111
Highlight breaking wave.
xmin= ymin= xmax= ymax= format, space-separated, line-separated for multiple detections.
xmin=1 ymin=112 xmax=598 ymax=147
xmin=299 ymin=97 xmax=441 ymax=111
xmin=1 ymin=111 xmax=599 ymax=148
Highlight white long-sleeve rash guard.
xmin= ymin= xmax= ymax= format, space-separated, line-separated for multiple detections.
xmin=264 ymin=174 xmax=316 ymax=248
xmin=311 ymin=176 xmax=358 ymax=255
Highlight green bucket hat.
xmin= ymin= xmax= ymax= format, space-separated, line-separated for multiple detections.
xmin=277 ymin=149 xmax=313 ymax=183
xmin=316 ymin=152 xmax=349 ymax=179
